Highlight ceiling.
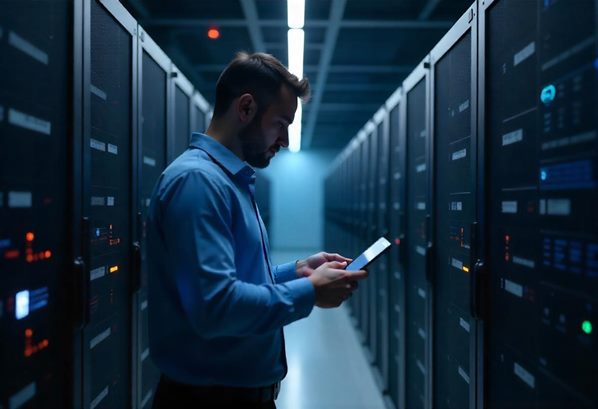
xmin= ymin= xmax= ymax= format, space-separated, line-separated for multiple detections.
xmin=121 ymin=0 xmax=474 ymax=151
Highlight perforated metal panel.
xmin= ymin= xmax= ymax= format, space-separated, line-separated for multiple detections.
xmin=0 ymin=1 xmax=70 ymax=406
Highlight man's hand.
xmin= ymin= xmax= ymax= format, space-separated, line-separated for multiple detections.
xmin=296 ymin=252 xmax=352 ymax=278
xmin=307 ymin=261 xmax=368 ymax=308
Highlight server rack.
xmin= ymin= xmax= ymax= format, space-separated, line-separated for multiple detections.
xmin=373 ymin=107 xmax=391 ymax=392
xmin=429 ymin=4 xmax=480 ymax=409
xmin=366 ymin=121 xmax=379 ymax=364
xmin=480 ymin=0 xmax=597 ymax=407
xmin=135 ymin=25 xmax=170 ymax=409
xmin=385 ymin=87 xmax=406 ymax=409
xmin=358 ymin=130 xmax=370 ymax=340
xmin=81 ymin=0 xmax=137 ymax=407
xmin=349 ymin=140 xmax=361 ymax=316
xmin=402 ymin=57 xmax=432 ymax=409
xmin=0 ymin=1 xmax=74 ymax=407
xmin=169 ymin=65 xmax=193 ymax=162
xmin=191 ymin=91 xmax=210 ymax=135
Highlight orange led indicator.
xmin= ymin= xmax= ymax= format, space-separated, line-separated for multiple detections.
xmin=462 ymin=266 xmax=470 ymax=273
xmin=25 ymin=328 xmax=33 ymax=337
xmin=207 ymin=27 xmax=220 ymax=40
xmin=26 ymin=232 xmax=35 ymax=242
xmin=109 ymin=265 xmax=119 ymax=273
xmin=26 ymin=254 xmax=34 ymax=263
xmin=44 ymin=250 xmax=52 ymax=259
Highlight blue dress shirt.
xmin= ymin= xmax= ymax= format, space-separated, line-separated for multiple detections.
xmin=147 ymin=133 xmax=315 ymax=388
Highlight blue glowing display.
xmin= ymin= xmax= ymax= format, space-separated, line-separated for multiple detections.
xmin=96 ymin=228 xmax=100 ymax=237
xmin=0 ymin=238 xmax=11 ymax=249
xmin=539 ymin=160 xmax=595 ymax=190
xmin=540 ymin=84 xmax=557 ymax=105
xmin=15 ymin=290 xmax=30 ymax=320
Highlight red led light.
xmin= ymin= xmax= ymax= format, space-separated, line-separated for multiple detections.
xmin=4 ymin=249 xmax=19 ymax=259
xmin=395 ymin=238 xmax=401 ymax=245
xmin=26 ymin=232 xmax=35 ymax=242
xmin=207 ymin=27 xmax=220 ymax=40
xmin=25 ymin=329 xmax=33 ymax=337
xmin=44 ymin=250 xmax=52 ymax=259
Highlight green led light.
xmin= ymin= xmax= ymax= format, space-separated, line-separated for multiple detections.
xmin=581 ymin=320 xmax=593 ymax=335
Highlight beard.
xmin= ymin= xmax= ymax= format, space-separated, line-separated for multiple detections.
xmin=239 ymin=115 xmax=273 ymax=169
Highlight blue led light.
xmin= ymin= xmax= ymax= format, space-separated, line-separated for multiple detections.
xmin=594 ymin=58 xmax=598 ymax=71
xmin=15 ymin=290 xmax=30 ymax=320
xmin=540 ymin=169 xmax=548 ymax=181
xmin=541 ymin=85 xmax=557 ymax=105
xmin=96 ymin=228 xmax=101 ymax=237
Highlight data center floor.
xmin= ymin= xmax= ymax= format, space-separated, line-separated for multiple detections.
xmin=272 ymin=251 xmax=386 ymax=409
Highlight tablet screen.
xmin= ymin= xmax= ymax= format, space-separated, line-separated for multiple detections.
xmin=345 ymin=237 xmax=392 ymax=271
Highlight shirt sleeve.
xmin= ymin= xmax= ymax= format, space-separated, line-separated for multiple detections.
xmin=158 ymin=170 xmax=315 ymax=339
xmin=273 ymin=262 xmax=299 ymax=283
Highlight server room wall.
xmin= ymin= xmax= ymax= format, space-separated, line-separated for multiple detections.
xmin=0 ymin=1 xmax=212 ymax=407
xmin=324 ymin=1 xmax=598 ymax=409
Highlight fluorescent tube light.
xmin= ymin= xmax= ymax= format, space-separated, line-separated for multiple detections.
xmin=287 ymin=28 xmax=304 ymax=80
xmin=288 ymin=99 xmax=302 ymax=153
xmin=287 ymin=0 xmax=305 ymax=29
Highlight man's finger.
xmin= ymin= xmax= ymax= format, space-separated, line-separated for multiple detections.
xmin=326 ymin=253 xmax=352 ymax=263
xmin=346 ymin=269 xmax=368 ymax=280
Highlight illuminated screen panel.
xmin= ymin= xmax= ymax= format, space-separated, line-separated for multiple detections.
xmin=87 ymin=1 xmax=132 ymax=406
xmin=0 ymin=1 xmax=69 ymax=407
xmin=486 ymin=0 xmax=597 ymax=407
xmin=173 ymin=87 xmax=190 ymax=158
xmin=433 ymin=32 xmax=474 ymax=409
xmin=405 ymin=77 xmax=428 ymax=409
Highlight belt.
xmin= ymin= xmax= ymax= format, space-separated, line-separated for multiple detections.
xmin=161 ymin=376 xmax=281 ymax=403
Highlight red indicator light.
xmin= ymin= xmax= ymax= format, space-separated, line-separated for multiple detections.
xmin=25 ymin=329 xmax=33 ymax=337
xmin=505 ymin=235 xmax=510 ymax=242
xmin=207 ymin=27 xmax=220 ymax=40
xmin=26 ymin=254 xmax=34 ymax=263
xmin=26 ymin=232 xmax=35 ymax=242
xmin=4 ymin=249 xmax=19 ymax=259
xmin=395 ymin=238 xmax=401 ymax=245
xmin=44 ymin=250 xmax=52 ymax=259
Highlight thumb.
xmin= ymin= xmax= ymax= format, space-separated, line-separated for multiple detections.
xmin=347 ymin=269 xmax=368 ymax=280
xmin=325 ymin=260 xmax=348 ymax=269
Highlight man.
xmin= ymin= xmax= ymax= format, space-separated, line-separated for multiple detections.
xmin=147 ymin=52 xmax=367 ymax=408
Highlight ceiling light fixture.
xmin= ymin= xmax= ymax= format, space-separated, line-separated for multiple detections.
xmin=287 ymin=0 xmax=305 ymax=152
xmin=287 ymin=0 xmax=305 ymax=29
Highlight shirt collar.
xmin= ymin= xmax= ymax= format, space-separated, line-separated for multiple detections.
xmin=189 ymin=133 xmax=256 ymax=183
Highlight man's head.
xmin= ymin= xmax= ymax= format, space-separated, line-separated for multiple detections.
xmin=211 ymin=52 xmax=310 ymax=168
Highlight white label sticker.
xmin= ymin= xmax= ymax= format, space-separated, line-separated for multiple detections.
xmin=502 ymin=129 xmax=523 ymax=146
xmin=9 ymin=381 xmax=36 ymax=409
xmin=450 ymin=201 xmax=463 ymax=211
xmin=90 ymin=138 xmax=106 ymax=152
xmin=416 ymin=246 xmax=426 ymax=256
xmin=513 ymin=256 xmax=535 ymax=269
xmin=143 ymin=156 xmax=156 ymax=167
xmin=416 ymin=163 xmax=426 ymax=173
xmin=90 ymin=386 xmax=109 ymax=409
xmin=107 ymin=196 xmax=115 ymax=207
xmin=90 ymin=266 xmax=106 ymax=281
xmin=514 ymin=41 xmax=536 ymax=66
xmin=501 ymin=201 xmax=518 ymax=214
xmin=451 ymin=257 xmax=464 ymax=270
xmin=513 ymin=362 xmax=535 ymax=389
xmin=416 ymin=202 xmax=426 ymax=210
xmin=8 ymin=191 xmax=32 ymax=208
xmin=90 ymin=327 xmax=111 ymax=349
xmin=107 ymin=144 xmax=118 ymax=155
xmin=547 ymin=199 xmax=571 ymax=216
xmin=91 ymin=196 xmax=105 ymax=206
xmin=8 ymin=109 xmax=51 ymax=135
xmin=451 ymin=148 xmax=467 ymax=161
xmin=504 ymin=279 xmax=523 ymax=298
xmin=8 ymin=31 xmax=48 ymax=65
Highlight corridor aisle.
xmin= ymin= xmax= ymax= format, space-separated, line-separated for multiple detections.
xmin=272 ymin=251 xmax=387 ymax=409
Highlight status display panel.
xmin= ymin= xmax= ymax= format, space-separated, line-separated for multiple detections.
xmin=86 ymin=1 xmax=133 ymax=406
xmin=404 ymin=76 xmax=430 ymax=409
xmin=0 ymin=1 xmax=70 ymax=407
xmin=485 ymin=0 xmax=597 ymax=407
xmin=433 ymin=31 xmax=475 ymax=409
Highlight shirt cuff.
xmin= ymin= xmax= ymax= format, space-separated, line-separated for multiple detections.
xmin=282 ymin=277 xmax=315 ymax=320
xmin=273 ymin=261 xmax=299 ymax=283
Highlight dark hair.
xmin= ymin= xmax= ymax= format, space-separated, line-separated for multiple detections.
xmin=212 ymin=52 xmax=310 ymax=118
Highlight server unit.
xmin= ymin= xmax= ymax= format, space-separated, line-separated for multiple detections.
xmin=429 ymin=4 xmax=481 ymax=409
xmin=0 ymin=1 xmax=73 ymax=407
xmin=135 ymin=26 xmax=170 ymax=409
xmin=169 ymin=65 xmax=193 ymax=162
xmin=386 ymin=87 xmax=406 ymax=409
xmin=480 ymin=0 xmax=597 ymax=407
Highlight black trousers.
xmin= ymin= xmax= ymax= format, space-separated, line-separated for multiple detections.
xmin=152 ymin=376 xmax=277 ymax=409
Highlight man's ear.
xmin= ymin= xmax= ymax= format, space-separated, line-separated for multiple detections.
xmin=236 ymin=93 xmax=257 ymax=124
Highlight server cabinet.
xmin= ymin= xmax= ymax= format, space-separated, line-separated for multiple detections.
xmin=430 ymin=4 xmax=479 ymax=409
xmin=358 ymin=131 xmax=371 ymax=339
xmin=0 ymin=1 xmax=73 ymax=407
xmin=481 ymin=0 xmax=597 ymax=407
xmin=402 ymin=58 xmax=431 ymax=409
xmin=386 ymin=88 xmax=406 ymax=409
xmin=169 ymin=65 xmax=193 ymax=162
xmin=348 ymin=141 xmax=361 ymax=316
xmin=82 ymin=0 xmax=137 ymax=407
xmin=191 ymin=91 xmax=209 ymax=135
xmin=366 ymin=121 xmax=379 ymax=362
xmin=373 ymin=107 xmax=391 ymax=390
xmin=135 ymin=26 xmax=170 ymax=409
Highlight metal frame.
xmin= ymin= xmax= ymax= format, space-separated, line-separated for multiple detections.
xmin=401 ymin=55 xmax=432 ymax=409
xmin=81 ymin=0 xmax=138 ymax=407
xmin=428 ymin=3 xmax=479 ymax=409
xmin=168 ymin=63 xmax=194 ymax=162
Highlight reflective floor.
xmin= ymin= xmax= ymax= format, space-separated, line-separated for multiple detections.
xmin=272 ymin=251 xmax=386 ymax=409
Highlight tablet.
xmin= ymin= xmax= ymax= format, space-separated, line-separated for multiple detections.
xmin=345 ymin=237 xmax=392 ymax=272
